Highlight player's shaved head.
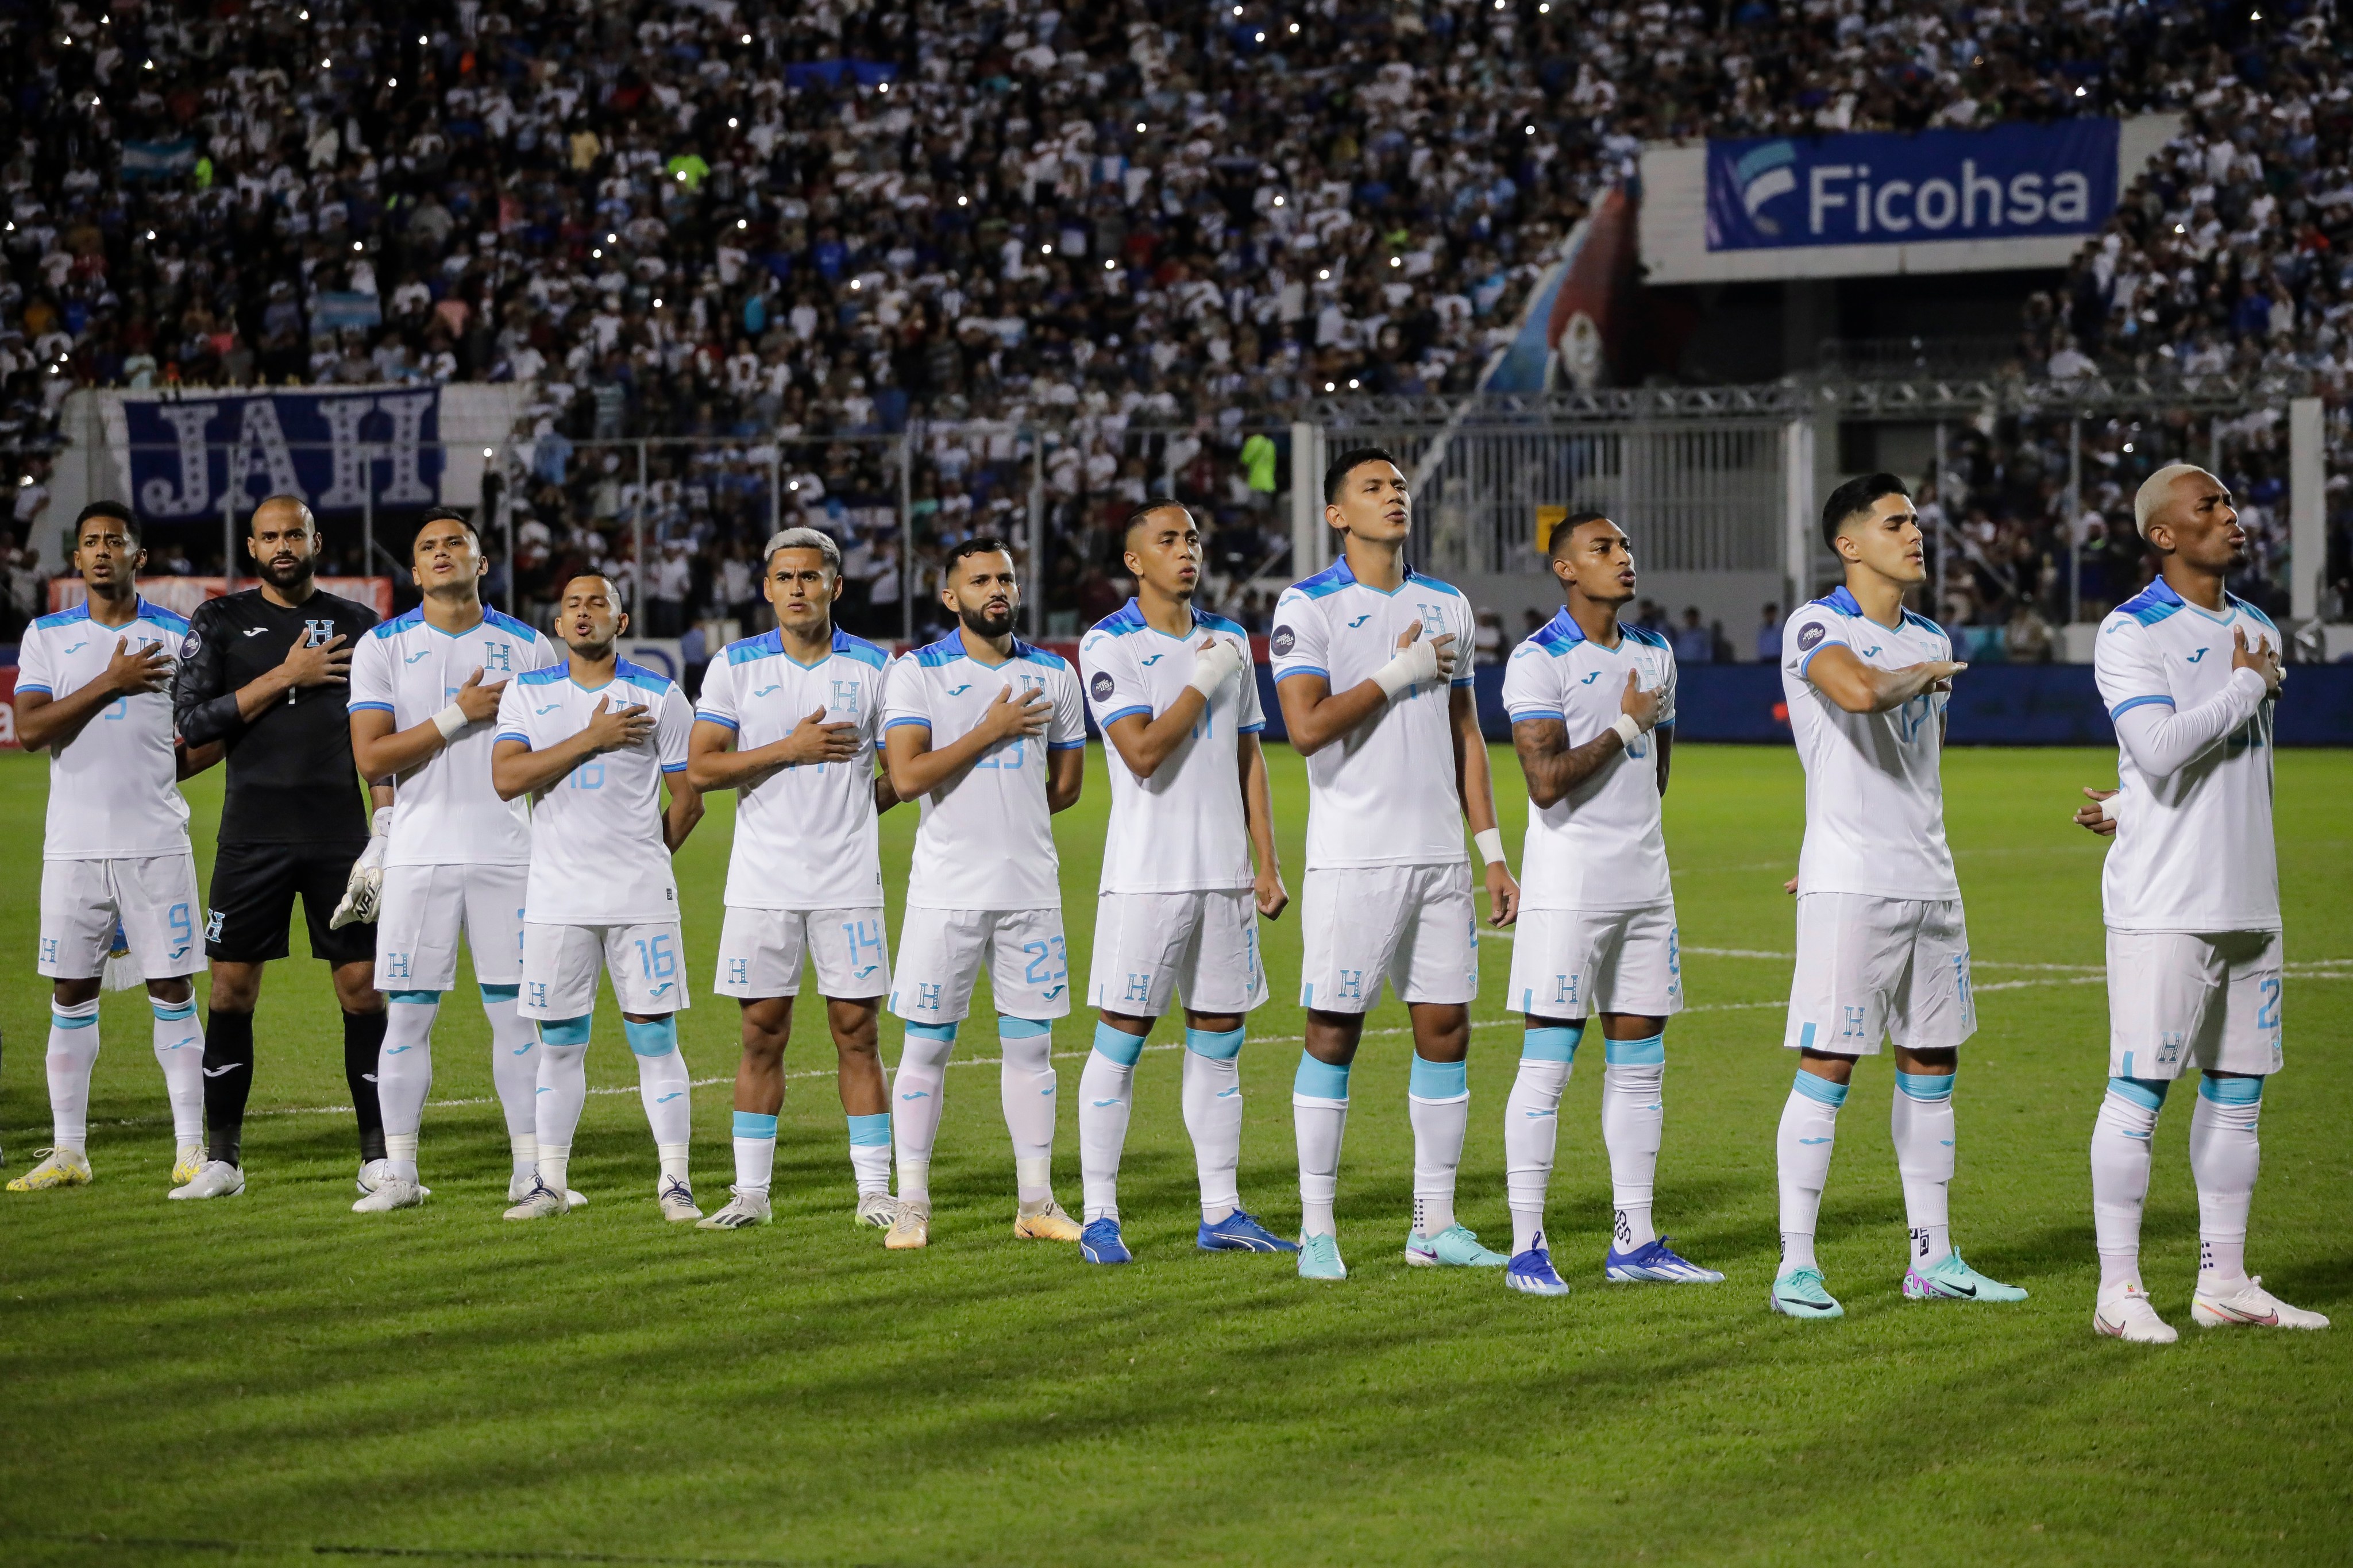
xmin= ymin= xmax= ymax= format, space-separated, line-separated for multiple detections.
xmin=249 ymin=494 xmax=315 ymax=535
xmin=1122 ymin=499 xmax=1192 ymax=549
xmin=2134 ymin=464 xmax=2219 ymax=539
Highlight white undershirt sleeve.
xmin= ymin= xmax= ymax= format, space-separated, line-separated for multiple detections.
xmin=2112 ymin=666 xmax=2268 ymax=781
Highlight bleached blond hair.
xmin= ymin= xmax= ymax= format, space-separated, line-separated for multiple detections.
xmin=2132 ymin=464 xmax=2216 ymax=538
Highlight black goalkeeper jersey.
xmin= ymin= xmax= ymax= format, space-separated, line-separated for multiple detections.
xmin=174 ymin=586 xmax=378 ymax=845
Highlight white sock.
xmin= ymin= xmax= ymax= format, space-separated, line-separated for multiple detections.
xmin=2189 ymin=1076 xmax=2262 ymax=1288
xmin=150 ymin=995 xmax=205 ymax=1145
xmin=1892 ymin=1069 xmax=1957 ymax=1269
xmin=1776 ymin=1070 xmax=1847 ymax=1272
xmin=998 ymin=1018 xmax=1058 ymax=1206
xmin=45 ymin=999 xmax=102 ymax=1152
xmin=635 ymin=1048 xmax=693 ymax=1150
xmin=2091 ymin=1077 xmax=2165 ymax=1292
xmin=892 ymin=1024 xmax=956 ymax=1209
xmin=1078 ymin=1024 xmax=1141 ymax=1222
xmin=734 ymin=1111 xmax=778 ymax=1194
xmin=533 ymin=1038 xmax=591 ymax=1194
xmin=482 ymin=987 xmax=541 ymax=1182
xmin=1293 ymin=1051 xmax=1351 ymax=1238
xmin=1602 ymin=1037 xmax=1665 ymax=1252
xmin=1181 ymin=1028 xmax=1246 ymax=1224
xmin=376 ymin=993 xmax=439 ymax=1184
xmin=1505 ymin=1026 xmax=1579 ymax=1256
xmin=846 ymin=1113 xmax=892 ymax=1196
xmin=1407 ymin=1052 xmax=1468 ymax=1238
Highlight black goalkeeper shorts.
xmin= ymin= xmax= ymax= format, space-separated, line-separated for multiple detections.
xmin=203 ymin=839 xmax=377 ymax=967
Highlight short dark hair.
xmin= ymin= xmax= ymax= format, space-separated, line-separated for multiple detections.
xmin=1820 ymin=472 xmax=1911 ymax=550
xmin=74 ymin=500 xmax=140 ymax=547
xmin=1322 ymin=445 xmax=1401 ymax=506
xmin=1545 ymin=508 xmax=1614 ymax=560
xmin=944 ymin=535 xmax=1015 ymax=579
xmin=416 ymin=504 xmax=479 ymax=543
xmin=1121 ymin=498 xmax=1193 ymax=544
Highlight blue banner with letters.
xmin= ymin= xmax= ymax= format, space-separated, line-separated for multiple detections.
xmin=119 ymin=389 xmax=444 ymax=520
xmin=1705 ymin=120 xmax=2119 ymax=252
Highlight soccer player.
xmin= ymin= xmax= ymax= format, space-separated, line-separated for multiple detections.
xmin=687 ymin=528 xmax=902 ymax=1231
xmin=493 ymin=574 xmax=704 ymax=1222
xmin=2077 ymin=464 xmax=2324 ymax=1340
xmin=1270 ymin=447 xmax=1519 ymax=1281
xmin=9 ymin=503 xmax=211 ymax=1192
xmin=345 ymin=507 xmax=564 ymax=1212
xmin=1073 ymin=501 xmax=1295 ymax=1265
xmin=878 ymin=537 xmax=1087 ymax=1250
xmin=170 ymin=496 xmax=391 ymax=1202
xmin=1498 ymin=511 xmax=1723 ymax=1294
xmin=1769 ymin=473 xmax=2024 ymax=1318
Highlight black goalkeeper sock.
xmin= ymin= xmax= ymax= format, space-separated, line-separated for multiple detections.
xmin=202 ymin=1009 xmax=256 ymax=1166
xmin=344 ymin=1009 xmax=389 ymax=1163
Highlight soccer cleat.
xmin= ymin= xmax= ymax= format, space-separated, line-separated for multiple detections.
xmin=1013 ymin=1200 xmax=1082 ymax=1241
xmin=351 ymin=1178 xmax=425 ymax=1212
xmin=1297 ymin=1233 xmax=1348 ymax=1280
xmin=1505 ymin=1247 xmax=1572 ymax=1296
xmin=1769 ymin=1266 xmax=1844 ymax=1319
xmin=507 ymin=1173 xmax=586 ymax=1209
xmin=855 ymin=1190 xmax=897 ymax=1229
xmin=356 ymin=1158 xmax=391 ymax=1196
xmin=7 ymin=1148 xmax=92 ymax=1192
xmin=503 ymin=1177 xmax=568 ymax=1221
xmin=1606 ymin=1235 xmax=1726 ymax=1284
xmin=167 ymin=1160 xmax=246 ymax=1201
xmin=2093 ymin=1283 xmax=2178 ymax=1343
xmin=1080 ymin=1216 xmax=1132 ymax=1265
xmin=1405 ymin=1223 xmax=1509 ymax=1267
xmin=1903 ymin=1250 xmax=2028 ymax=1303
xmin=172 ymin=1142 xmax=206 ymax=1185
xmin=697 ymin=1187 xmax=773 ymax=1230
xmin=2191 ymin=1276 xmax=2330 ymax=1330
xmin=1197 ymin=1209 xmax=1299 ymax=1253
xmin=885 ymin=1202 xmax=930 ymax=1250
xmin=658 ymin=1177 xmax=703 ymax=1222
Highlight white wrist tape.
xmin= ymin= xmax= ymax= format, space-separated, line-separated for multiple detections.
xmin=1372 ymin=639 xmax=1439 ymax=700
xmin=432 ymin=702 xmax=470 ymax=741
xmin=1611 ymin=713 xmax=1644 ymax=748
xmin=1187 ymin=639 xmax=1246 ymax=700
xmin=1473 ymin=828 xmax=1506 ymax=866
xmin=2100 ymin=794 xmax=2123 ymax=822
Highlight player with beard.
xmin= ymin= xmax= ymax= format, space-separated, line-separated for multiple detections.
xmin=169 ymin=496 xmax=390 ymax=1202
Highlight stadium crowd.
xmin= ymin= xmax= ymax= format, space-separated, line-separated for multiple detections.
xmin=1 ymin=0 xmax=2348 ymax=642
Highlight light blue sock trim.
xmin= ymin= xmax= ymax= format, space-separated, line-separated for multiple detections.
xmin=905 ymin=1021 xmax=959 ymax=1044
xmin=1603 ymin=1033 xmax=1665 ymax=1067
xmin=539 ymin=1015 xmax=593 ymax=1048
xmin=51 ymin=1000 xmax=101 ymax=1029
xmin=1092 ymin=1019 xmax=1147 ymax=1066
xmin=1294 ymin=1051 xmax=1352 ymax=1101
xmin=387 ymin=989 xmax=443 ymax=1007
xmin=623 ymin=1017 xmax=678 ymax=1058
xmin=1895 ymin=1069 xmax=1954 ymax=1102
xmin=1792 ymin=1070 xmax=1849 ymax=1108
xmin=479 ymin=983 xmax=520 ymax=1004
xmin=846 ymin=1112 xmax=891 ymax=1146
xmin=2198 ymin=1073 xmax=2264 ymax=1106
xmin=2107 ymin=1075 xmax=2169 ymax=1111
xmin=1184 ymin=1026 xmax=1246 ymax=1061
xmin=732 ymin=1111 xmax=778 ymax=1140
xmin=1521 ymin=1025 xmax=1583 ymax=1063
xmin=150 ymin=997 xmax=198 ymax=1021
xmin=1408 ymin=1054 xmax=1468 ymax=1100
xmin=997 ymin=1015 xmax=1053 ymax=1040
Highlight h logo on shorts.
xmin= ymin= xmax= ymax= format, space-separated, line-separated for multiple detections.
xmin=915 ymin=982 xmax=943 ymax=1013
xmin=2155 ymin=1030 xmax=2186 ymax=1071
xmin=387 ymin=952 xmax=411 ymax=980
xmin=204 ymin=909 xmax=225 ymax=943
xmin=1123 ymin=972 xmax=1152 ymax=1004
xmin=1839 ymin=1005 xmax=1869 ymax=1042
xmin=728 ymin=958 xmax=750 ymax=987
xmin=529 ymin=982 xmax=547 ymax=1010
xmin=1336 ymin=969 xmax=1364 ymax=1002
xmin=40 ymin=937 xmax=59 ymax=965
xmin=1549 ymin=974 xmax=1580 ymax=1009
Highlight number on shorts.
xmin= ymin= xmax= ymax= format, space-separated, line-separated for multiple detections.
xmin=2255 ymin=978 xmax=2280 ymax=1032
xmin=635 ymin=932 xmax=677 ymax=981
xmin=841 ymin=918 xmax=885 ymax=975
xmin=1021 ymin=936 xmax=1068 ymax=986
xmin=169 ymin=902 xmax=193 ymax=953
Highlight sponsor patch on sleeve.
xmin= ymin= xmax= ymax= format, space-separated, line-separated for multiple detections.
xmin=1796 ymin=622 xmax=1825 ymax=652
xmin=1271 ymin=625 xmax=1296 ymax=658
xmin=1089 ymin=671 xmax=1115 ymax=702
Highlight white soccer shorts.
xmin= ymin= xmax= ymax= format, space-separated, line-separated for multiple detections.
xmin=1086 ymin=888 xmax=1267 ymax=1018
xmin=38 ymin=853 xmax=206 ymax=981
xmin=1298 ymin=861 xmax=1478 ymax=1014
xmin=715 ymin=906 xmax=892 ymax=1001
xmin=1506 ymin=903 xmax=1682 ymax=1021
xmin=888 ymin=906 xmax=1071 ymax=1024
xmin=2106 ymin=928 xmax=2282 ymax=1080
xmin=1782 ymin=892 xmax=1974 ymax=1056
xmin=518 ymin=920 xmax=692 ymax=1019
xmin=373 ymin=863 xmax=529 ymax=992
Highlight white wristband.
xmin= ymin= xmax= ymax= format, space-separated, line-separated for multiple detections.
xmin=1611 ymin=713 xmax=1643 ymax=748
xmin=1473 ymin=828 xmax=1506 ymax=867
xmin=432 ymin=702 xmax=470 ymax=742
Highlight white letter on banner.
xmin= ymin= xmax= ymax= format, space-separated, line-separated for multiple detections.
xmin=1915 ymin=179 xmax=1957 ymax=230
xmin=139 ymin=403 xmax=219 ymax=517
xmin=314 ymin=395 xmax=376 ymax=509
xmin=374 ymin=392 xmax=437 ymax=503
xmin=227 ymin=397 xmax=303 ymax=507
xmin=1809 ymin=165 xmax=1853 ymax=235
xmin=1962 ymin=160 xmax=2003 ymax=227
xmin=2009 ymin=173 xmax=2046 ymax=226
xmin=1874 ymin=180 xmax=1914 ymax=232
xmin=2049 ymin=171 xmax=2090 ymax=224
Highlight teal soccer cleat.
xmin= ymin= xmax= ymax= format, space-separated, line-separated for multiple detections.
xmin=1903 ymin=1251 xmax=2028 ymax=1303
xmin=1298 ymin=1233 xmax=1348 ymax=1280
xmin=1405 ymin=1223 xmax=1510 ymax=1267
xmin=1769 ymin=1266 xmax=1845 ymax=1319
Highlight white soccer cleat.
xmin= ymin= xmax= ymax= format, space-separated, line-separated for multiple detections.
xmin=352 ymin=1177 xmax=426 ymax=1212
xmin=698 ymin=1187 xmax=772 ymax=1230
xmin=356 ymin=1158 xmax=391 ymax=1195
xmin=507 ymin=1172 xmax=587 ymax=1209
xmin=856 ymin=1189 xmax=897 ymax=1228
xmin=885 ymin=1201 xmax=930 ymax=1250
xmin=2191 ymin=1275 xmax=2329 ymax=1330
xmin=172 ymin=1142 xmax=206 ymax=1185
xmin=658 ymin=1176 xmax=703 ymax=1222
xmin=503 ymin=1178 xmax=568 ymax=1220
xmin=6 ymin=1147 xmax=93 ymax=1192
xmin=167 ymin=1160 xmax=245 ymax=1200
xmin=2093 ymin=1283 xmax=2178 ymax=1344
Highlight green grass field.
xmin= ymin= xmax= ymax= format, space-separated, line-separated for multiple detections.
xmin=1 ymin=742 xmax=2348 ymax=1568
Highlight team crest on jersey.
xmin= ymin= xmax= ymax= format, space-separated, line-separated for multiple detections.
xmin=303 ymin=618 xmax=338 ymax=648
xmin=484 ymin=641 xmax=512 ymax=672
xmin=1796 ymin=623 xmax=1825 ymax=652
xmin=1090 ymin=671 xmax=1115 ymax=702
xmin=1271 ymin=625 xmax=1296 ymax=657
xmin=831 ymin=678 xmax=862 ymax=716
xmin=204 ymin=909 xmax=225 ymax=943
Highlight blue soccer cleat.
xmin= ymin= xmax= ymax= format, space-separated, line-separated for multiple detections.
xmin=1605 ymin=1235 xmax=1726 ymax=1284
xmin=1769 ymin=1265 xmax=1845 ymax=1319
xmin=1505 ymin=1247 xmax=1572 ymax=1296
xmin=1198 ymin=1209 xmax=1299 ymax=1253
xmin=1079 ymin=1216 xmax=1132 ymax=1265
xmin=1297 ymin=1233 xmax=1348 ymax=1280
xmin=1903 ymin=1250 xmax=2028 ymax=1303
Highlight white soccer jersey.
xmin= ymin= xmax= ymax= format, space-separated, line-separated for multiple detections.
xmin=16 ymin=598 xmax=193 ymax=860
xmin=1269 ymin=559 xmax=1476 ymax=870
xmin=493 ymin=659 xmax=693 ymax=924
xmin=1078 ymin=598 xmax=1264 ymax=894
xmin=1780 ymin=586 xmax=1958 ymax=900
xmin=695 ymin=626 xmax=892 ymax=911
xmin=2093 ymin=579 xmax=2280 ymax=933
xmin=882 ymin=635 xmax=1086 ymax=911
xmin=348 ymin=604 xmax=560 ymax=867
xmin=1500 ymin=608 xmax=1677 ymax=910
